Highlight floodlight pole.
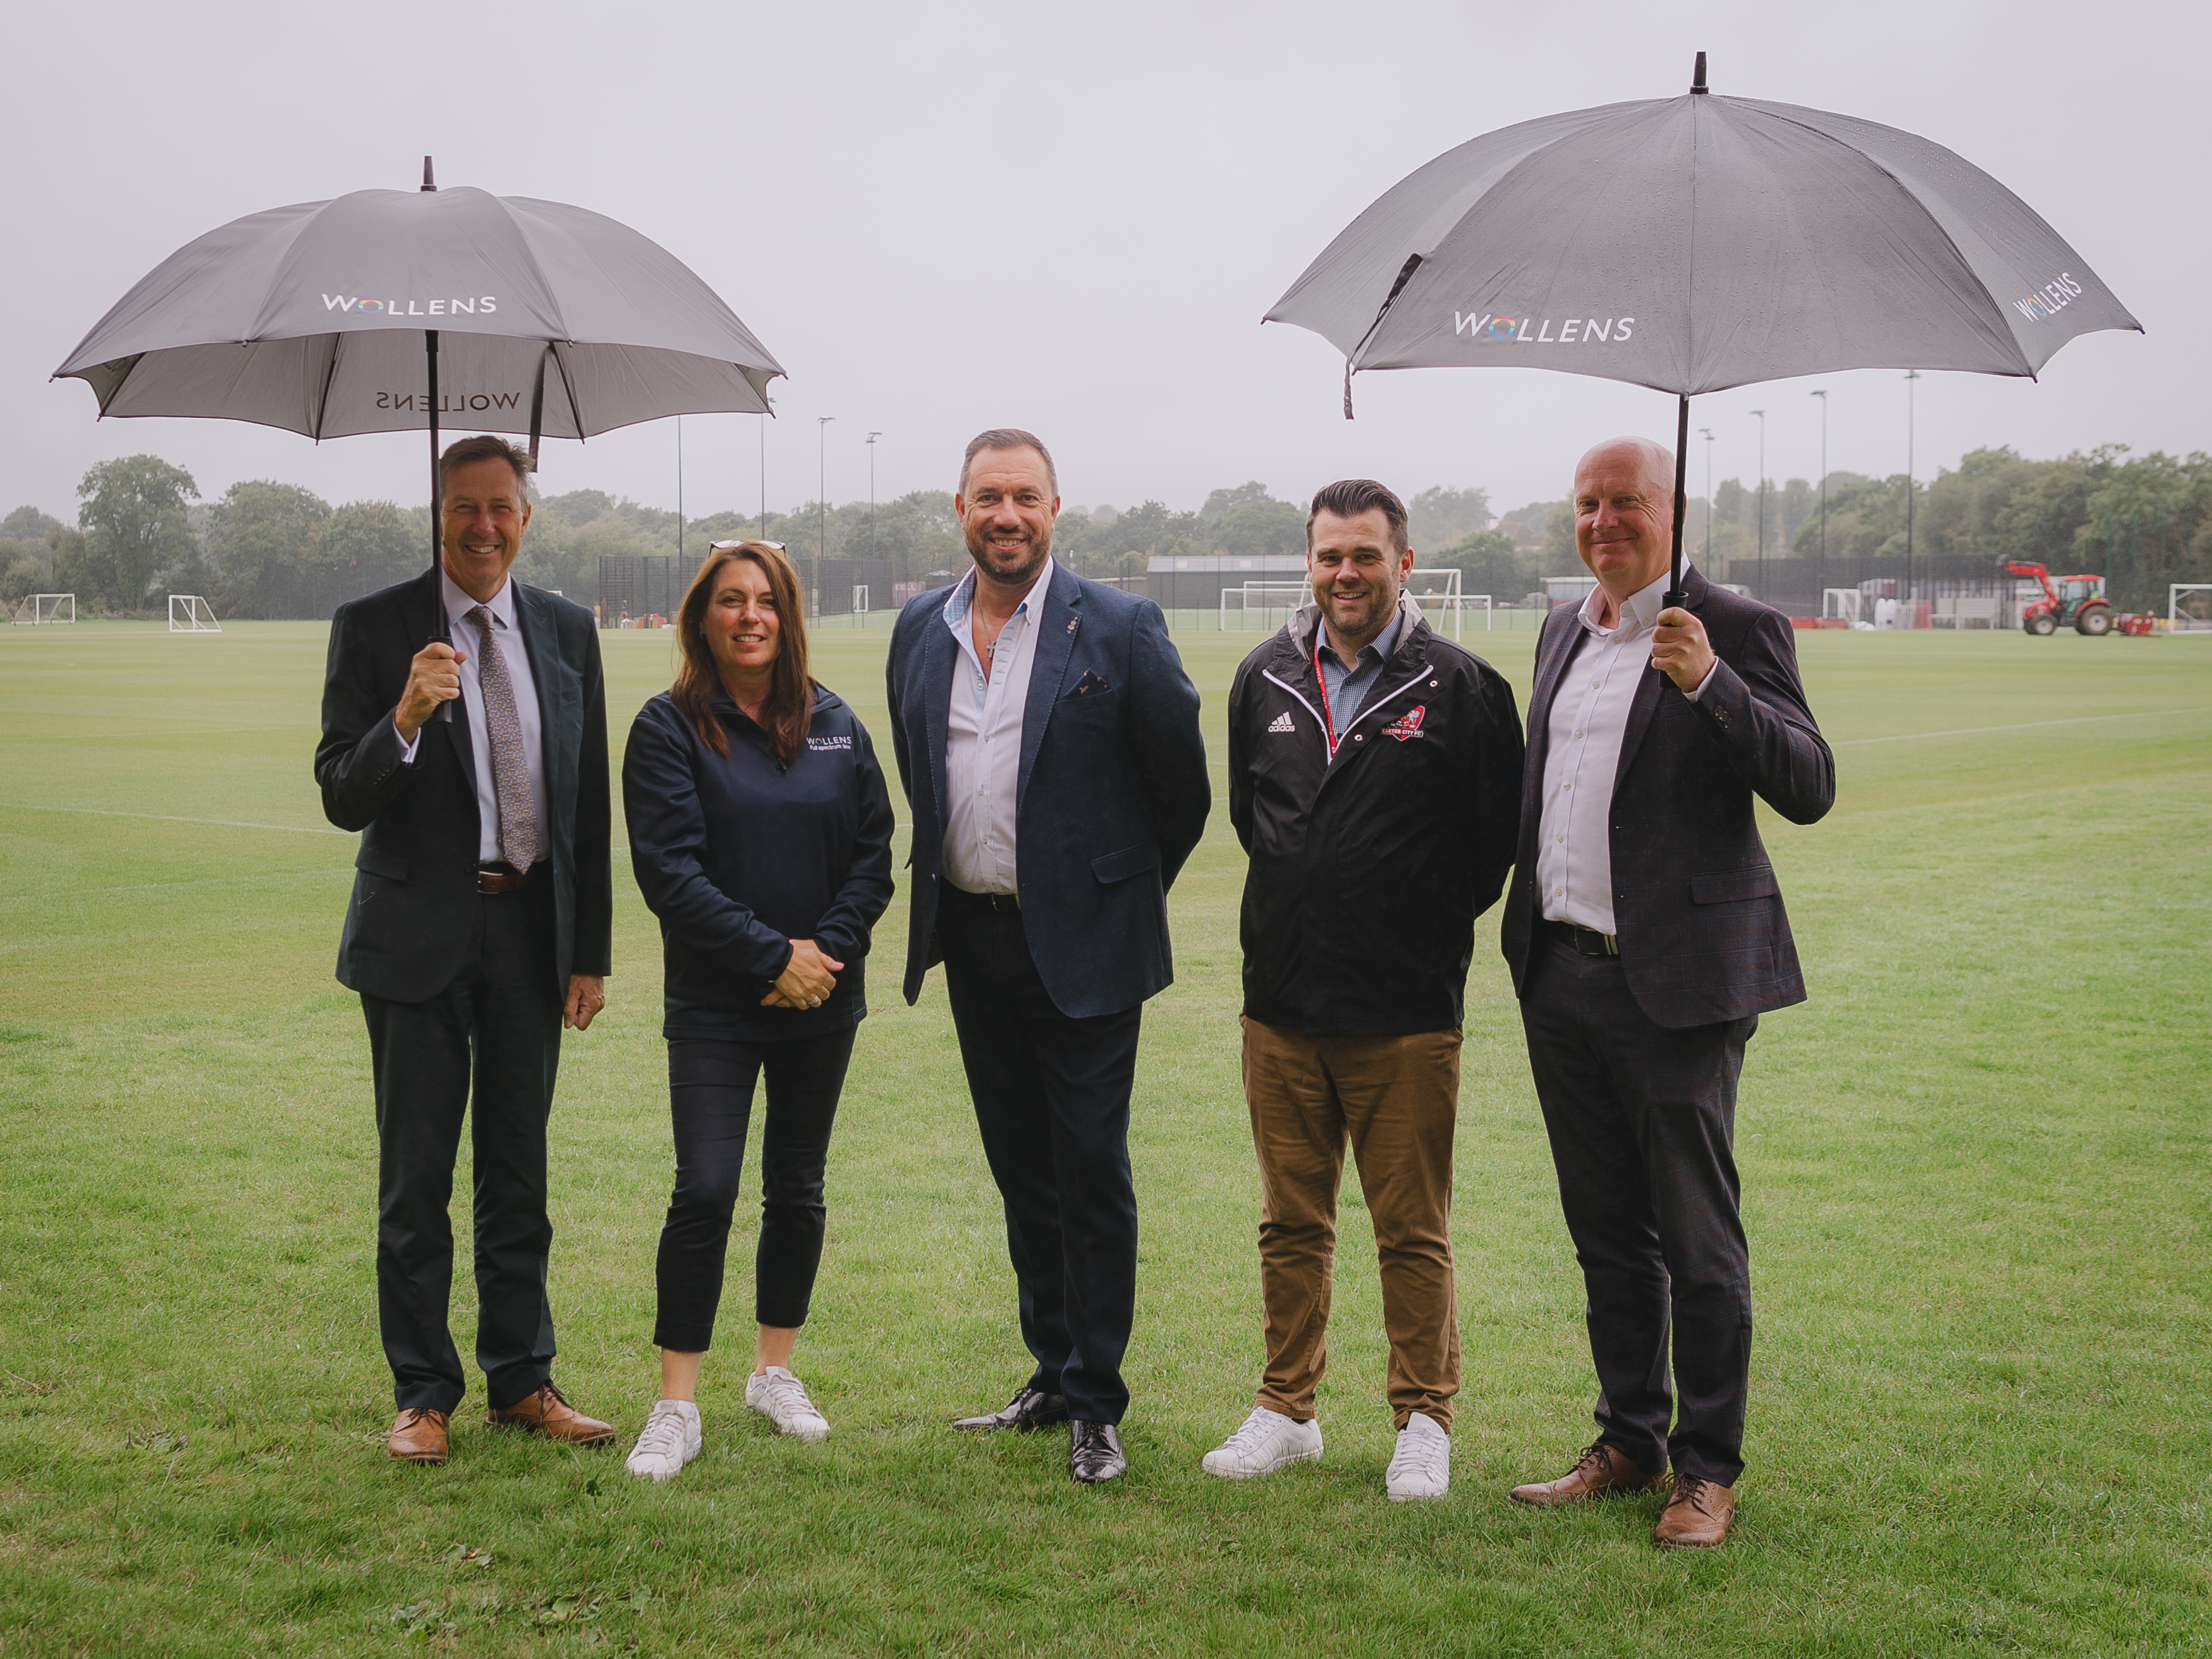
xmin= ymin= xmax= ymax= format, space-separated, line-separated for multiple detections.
xmin=867 ymin=431 xmax=882 ymax=559
xmin=1700 ymin=427 xmax=1715 ymax=565
xmin=1811 ymin=389 xmax=1828 ymax=611
xmin=759 ymin=401 xmax=773 ymax=540
xmin=676 ymin=414 xmax=685 ymax=566
xmin=817 ymin=415 xmax=834 ymax=614
xmin=1905 ymin=371 xmax=1921 ymax=611
xmin=1751 ymin=408 xmax=1767 ymax=601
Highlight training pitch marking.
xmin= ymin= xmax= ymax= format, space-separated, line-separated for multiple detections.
xmin=1838 ymin=707 xmax=2209 ymax=745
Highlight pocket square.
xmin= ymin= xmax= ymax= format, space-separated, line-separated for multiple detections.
xmin=1070 ymin=670 xmax=1111 ymax=697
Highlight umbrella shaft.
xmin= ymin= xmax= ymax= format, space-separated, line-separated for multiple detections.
xmin=427 ymin=329 xmax=453 ymax=722
xmin=1666 ymin=394 xmax=1689 ymax=608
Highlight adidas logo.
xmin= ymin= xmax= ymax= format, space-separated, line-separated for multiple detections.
xmin=1268 ymin=712 xmax=1296 ymax=733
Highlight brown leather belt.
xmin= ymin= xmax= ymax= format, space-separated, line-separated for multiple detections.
xmin=477 ymin=862 xmax=543 ymax=895
xmin=1547 ymin=918 xmax=1619 ymax=957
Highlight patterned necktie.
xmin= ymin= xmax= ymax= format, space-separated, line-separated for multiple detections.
xmin=465 ymin=605 xmax=541 ymax=871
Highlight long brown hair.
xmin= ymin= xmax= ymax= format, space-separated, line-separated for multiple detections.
xmin=671 ymin=541 xmax=814 ymax=764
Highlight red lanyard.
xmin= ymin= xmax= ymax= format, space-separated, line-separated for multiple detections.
xmin=1314 ymin=636 xmax=1341 ymax=756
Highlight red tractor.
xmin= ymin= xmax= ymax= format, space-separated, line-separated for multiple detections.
xmin=2005 ymin=561 xmax=2139 ymax=635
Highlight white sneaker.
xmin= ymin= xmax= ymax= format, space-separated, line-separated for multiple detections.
xmin=1386 ymin=1412 xmax=1451 ymax=1501
xmin=625 ymin=1399 xmax=701 ymax=1483
xmin=1201 ymin=1406 xmax=1324 ymax=1479
xmin=745 ymin=1366 xmax=830 ymax=1442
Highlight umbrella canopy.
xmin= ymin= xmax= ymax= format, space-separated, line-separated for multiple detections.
xmin=54 ymin=181 xmax=783 ymax=441
xmin=1267 ymin=64 xmax=2138 ymax=400
xmin=1264 ymin=55 xmax=2141 ymax=601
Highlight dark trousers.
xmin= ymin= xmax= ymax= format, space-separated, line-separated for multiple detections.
xmin=652 ymin=1029 xmax=857 ymax=1352
xmin=1520 ymin=931 xmax=1757 ymax=1485
xmin=938 ymin=892 xmax=1143 ymax=1425
xmin=361 ymin=879 xmax=562 ymax=1414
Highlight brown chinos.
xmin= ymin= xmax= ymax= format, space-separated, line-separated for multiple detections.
xmin=1240 ymin=1016 xmax=1463 ymax=1431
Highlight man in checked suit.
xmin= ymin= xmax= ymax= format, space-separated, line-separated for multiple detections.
xmin=1501 ymin=437 xmax=1833 ymax=1546
xmin=317 ymin=434 xmax=616 ymax=1465
xmin=885 ymin=428 xmax=1210 ymax=1485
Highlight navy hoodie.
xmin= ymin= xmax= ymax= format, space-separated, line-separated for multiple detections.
xmin=623 ymin=684 xmax=895 ymax=1041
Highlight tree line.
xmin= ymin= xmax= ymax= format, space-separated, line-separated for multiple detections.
xmin=6 ymin=444 xmax=2206 ymax=617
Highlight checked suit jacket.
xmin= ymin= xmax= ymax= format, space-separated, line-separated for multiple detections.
xmin=314 ymin=566 xmax=613 ymax=1005
xmin=884 ymin=562 xmax=1211 ymax=1021
xmin=1499 ymin=565 xmax=1835 ymax=1029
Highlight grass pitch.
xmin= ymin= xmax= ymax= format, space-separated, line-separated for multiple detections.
xmin=0 ymin=613 xmax=2207 ymax=1655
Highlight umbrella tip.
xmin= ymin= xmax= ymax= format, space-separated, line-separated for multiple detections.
xmin=1691 ymin=51 xmax=1708 ymax=94
xmin=421 ymin=156 xmax=437 ymax=193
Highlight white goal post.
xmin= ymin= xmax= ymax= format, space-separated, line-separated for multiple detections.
xmin=168 ymin=594 xmax=221 ymax=633
xmin=2168 ymin=584 xmax=2212 ymax=632
xmin=1218 ymin=572 xmax=1491 ymax=637
xmin=10 ymin=594 xmax=74 ymax=625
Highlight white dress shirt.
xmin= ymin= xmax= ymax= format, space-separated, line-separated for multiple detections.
xmin=1536 ymin=563 xmax=1714 ymax=934
xmin=394 ymin=570 xmax=547 ymax=864
xmin=941 ymin=558 xmax=1054 ymax=895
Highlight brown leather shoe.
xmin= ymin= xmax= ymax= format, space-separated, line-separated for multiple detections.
xmin=388 ymin=1407 xmax=450 ymax=1464
xmin=1654 ymin=1472 xmax=1736 ymax=1547
xmin=486 ymin=1381 xmax=615 ymax=1445
xmin=1509 ymin=1440 xmax=1665 ymax=1507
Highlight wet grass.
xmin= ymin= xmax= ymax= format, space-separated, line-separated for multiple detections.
xmin=0 ymin=615 xmax=2206 ymax=1654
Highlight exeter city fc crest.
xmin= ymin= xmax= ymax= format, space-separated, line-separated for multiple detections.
xmin=1383 ymin=706 xmax=1426 ymax=741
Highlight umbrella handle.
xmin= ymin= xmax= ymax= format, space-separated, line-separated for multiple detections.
xmin=427 ymin=328 xmax=453 ymax=723
xmin=1665 ymin=393 xmax=1689 ymax=609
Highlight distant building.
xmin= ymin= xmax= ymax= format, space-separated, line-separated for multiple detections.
xmin=1146 ymin=554 xmax=1307 ymax=612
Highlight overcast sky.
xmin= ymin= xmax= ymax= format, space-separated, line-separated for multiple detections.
xmin=5 ymin=0 xmax=2202 ymax=529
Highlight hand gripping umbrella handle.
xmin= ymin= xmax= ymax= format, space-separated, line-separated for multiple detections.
xmin=1665 ymin=393 xmax=1689 ymax=609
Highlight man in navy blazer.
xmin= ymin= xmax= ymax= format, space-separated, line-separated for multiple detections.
xmin=885 ymin=428 xmax=1209 ymax=1484
xmin=316 ymin=436 xmax=616 ymax=1466
xmin=1500 ymin=438 xmax=1833 ymax=1547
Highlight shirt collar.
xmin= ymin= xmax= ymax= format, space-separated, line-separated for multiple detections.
xmin=1322 ymin=606 xmax=1402 ymax=671
xmin=943 ymin=556 xmax=1055 ymax=630
xmin=1577 ymin=558 xmax=1687 ymax=639
xmin=443 ymin=567 xmax=516 ymax=630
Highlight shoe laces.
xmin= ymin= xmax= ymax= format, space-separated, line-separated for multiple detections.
xmin=1572 ymin=1441 xmax=1614 ymax=1480
xmin=759 ymin=1371 xmax=820 ymax=1417
xmin=1391 ymin=1418 xmax=1448 ymax=1476
xmin=396 ymin=1407 xmax=443 ymax=1430
xmin=1669 ymin=1472 xmax=1713 ymax=1511
xmin=1219 ymin=1409 xmax=1286 ymax=1454
xmin=633 ymin=1403 xmax=690 ymax=1459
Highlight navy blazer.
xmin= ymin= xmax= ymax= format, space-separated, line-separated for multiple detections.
xmin=1499 ymin=566 xmax=1835 ymax=1029
xmin=315 ymin=567 xmax=613 ymax=1005
xmin=884 ymin=563 xmax=1211 ymax=1020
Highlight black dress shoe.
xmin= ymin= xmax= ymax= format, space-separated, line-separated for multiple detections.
xmin=1070 ymin=1420 xmax=1125 ymax=1484
xmin=951 ymin=1387 xmax=1070 ymax=1433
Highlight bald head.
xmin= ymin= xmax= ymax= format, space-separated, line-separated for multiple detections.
xmin=1573 ymin=436 xmax=1679 ymax=607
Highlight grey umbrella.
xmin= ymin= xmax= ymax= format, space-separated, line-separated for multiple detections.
xmin=55 ymin=159 xmax=785 ymax=656
xmin=1265 ymin=54 xmax=2141 ymax=603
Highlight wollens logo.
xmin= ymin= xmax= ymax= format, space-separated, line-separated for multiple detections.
xmin=1453 ymin=311 xmax=1635 ymax=344
xmin=376 ymin=391 xmax=525 ymax=414
xmin=2012 ymin=272 xmax=2083 ymax=324
xmin=322 ymin=294 xmax=499 ymax=318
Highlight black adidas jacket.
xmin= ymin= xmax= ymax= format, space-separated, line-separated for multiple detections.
xmin=1227 ymin=596 xmax=1524 ymax=1037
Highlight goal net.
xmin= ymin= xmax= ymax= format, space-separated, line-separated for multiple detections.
xmin=1403 ymin=568 xmax=1491 ymax=639
xmin=168 ymin=594 xmax=222 ymax=633
xmin=2168 ymin=585 xmax=2212 ymax=632
xmin=10 ymin=594 xmax=74 ymax=625
xmin=1219 ymin=581 xmax=1312 ymax=632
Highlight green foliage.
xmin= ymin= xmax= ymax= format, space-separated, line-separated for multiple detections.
xmin=315 ymin=499 xmax=426 ymax=593
xmin=1426 ymin=528 xmax=1532 ymax=598
xmin=207 ymin=481 xmax=330 ymax=619
xmin=75 ymin=454 xmax=199 ymax=609
xmin=0 ymin=537 xmax=44 ymax=603
xmin=1406 ymin=484 xmax=1492 ymax=549
xmin=1 ymin=505 xmax=63 ymax=544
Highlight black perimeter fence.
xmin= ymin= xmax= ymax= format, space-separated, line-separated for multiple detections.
xmin=597 ymin=555 xmax=897 ymax=625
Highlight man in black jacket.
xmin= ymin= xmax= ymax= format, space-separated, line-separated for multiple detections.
xmin=316 ymin=435 xmax=616 ymax=1466
xmin=1501 ymin=437 xmax=1833 ymax=1547
xmin=1212 ymin=479 xmax=1522 ymax=1501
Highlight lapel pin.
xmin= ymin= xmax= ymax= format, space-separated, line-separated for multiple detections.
xmin=1066 ymin=616 xmax=1079 ymax=634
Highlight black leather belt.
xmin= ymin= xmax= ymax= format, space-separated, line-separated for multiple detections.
xmin=941 ymin=883 xmax=1020 ymax=914
xmin=477 ymin=861 xmax=543 ymax=895
xmin=1547 ymin=918 xmax=1619 ymax=957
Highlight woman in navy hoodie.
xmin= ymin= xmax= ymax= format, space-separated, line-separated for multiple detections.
xmin=619 ymin=539 xmax=895 ymax=1483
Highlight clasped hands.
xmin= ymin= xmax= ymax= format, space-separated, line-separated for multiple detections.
xmin=762 ymin=939 xmax=843 ymax=1010
xmin=1651 ymin=606 xmax=1716 ymax=693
